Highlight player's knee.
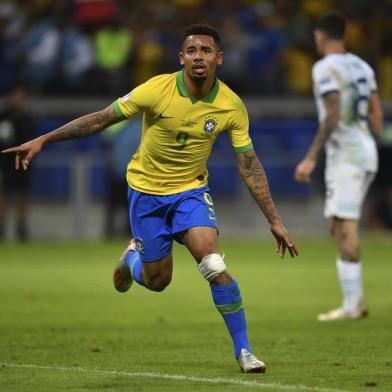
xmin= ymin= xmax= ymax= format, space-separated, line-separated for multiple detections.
xmin=198 ymin=253 xmax=227 ymax=282
xmin=341 ymin=248 xmax=360 ymax=262
xmin=146 ymin=273 xmax=172 ymax=292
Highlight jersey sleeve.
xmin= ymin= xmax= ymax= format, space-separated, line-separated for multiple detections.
xmin=312 ymin=62 xmax=341 ymax=96
xmin=113 ymin=81 xmax=154 ymax=119
xmin=228 ymin=99 xmax=253 ymax=154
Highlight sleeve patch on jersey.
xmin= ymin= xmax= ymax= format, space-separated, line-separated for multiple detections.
xmin=113 ymin=100 xmax=126 ymax=119
xmin=319 ymin=77 xmax=332 ymax=85
xmin=234 ymin=142 xmax=253 ymax=154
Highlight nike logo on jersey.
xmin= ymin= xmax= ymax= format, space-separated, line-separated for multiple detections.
xmin=159 ymin=113 xmax=174 ymax=119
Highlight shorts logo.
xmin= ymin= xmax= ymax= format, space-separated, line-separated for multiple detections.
xmin=134 ymin=237 xmax=145 ymax=253
xmin=208 ymin=207 xmax=216 ymax=220
xmin=203 ymin=192 xmax=214 ymax=206
xmin=203 ymin=116 xmax=218 ymax=133
xmin=203 ymin=192 xmax=216 ymax=219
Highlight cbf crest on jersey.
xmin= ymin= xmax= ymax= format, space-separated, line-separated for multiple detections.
xmin=203 ymin=115 xmax=218 ymax=133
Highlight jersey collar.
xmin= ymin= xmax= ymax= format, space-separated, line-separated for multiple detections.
xmin=176 ymin=69 xmax=219 ymax=104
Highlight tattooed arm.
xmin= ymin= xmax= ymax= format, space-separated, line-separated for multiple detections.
xmin=295 ymin=91 xmax=340 ymax=183
xmin=237 ymin=149 xmax=280 ymax=224
xmin=237 ymin=149 xmax=298 ymax=258
xmin=44 ymin=104 xmax=119 ymax=143
xmin=1 ymin=104 xmax=120 ymax=170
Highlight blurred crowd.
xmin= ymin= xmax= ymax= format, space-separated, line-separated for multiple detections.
xmin=1 ymin=0 xmax=392 ymax=240
xmin=0 ymin=0 xmax=391 ymax=97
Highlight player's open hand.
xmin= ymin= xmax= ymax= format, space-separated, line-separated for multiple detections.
xmin=294 ymin=158 xmax=316 ymax=183
xmin=1 ymin=137 xmax=44 ymax=170
xmin=270 ymin=221 xmax=298 ymax=258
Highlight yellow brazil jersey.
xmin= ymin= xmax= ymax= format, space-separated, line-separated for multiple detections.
xmin=113 ymin=69 xmax=253 ymax=195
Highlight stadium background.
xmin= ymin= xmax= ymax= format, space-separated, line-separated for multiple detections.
xmin=1 ymin=2 xmax=392 ymax=391
xmin=0 ymin=0 xmax=391 ymax=240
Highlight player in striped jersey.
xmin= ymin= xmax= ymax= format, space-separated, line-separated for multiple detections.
xmin=295 ymin=12 xmax=383 ymax=321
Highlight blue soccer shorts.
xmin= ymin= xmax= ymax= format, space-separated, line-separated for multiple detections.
xmin=128 ymin=186 xmax=218 ymax=262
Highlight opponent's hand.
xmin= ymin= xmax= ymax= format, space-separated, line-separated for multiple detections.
xmin=294 ymin=158 xmax=316 ymax=183
xmin=1 ymin=137 xmax=44 ymax=170
xmin=270 ymin=221 xmax=299 ymax=258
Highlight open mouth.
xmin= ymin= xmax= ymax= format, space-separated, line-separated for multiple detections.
xmin=193 ymin=63 xmax=207 ymax=74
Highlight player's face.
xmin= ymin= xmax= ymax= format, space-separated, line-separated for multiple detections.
xmin=179 ymin=35 xmax=223 ymax=81
xmin=314 ymin=30 xmax=326 ymax=55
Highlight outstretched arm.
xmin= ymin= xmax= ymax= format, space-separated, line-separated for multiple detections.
xmin=237 ymin=149 xmax=298 ymax=258
xmin=1 ymin=104 xmax=120 ymax=170
xmin=294 ymin=91 xmax=340 ymax=183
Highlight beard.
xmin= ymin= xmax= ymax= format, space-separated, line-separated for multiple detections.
xmin=189 ymin=73 xmax=208 ymax=82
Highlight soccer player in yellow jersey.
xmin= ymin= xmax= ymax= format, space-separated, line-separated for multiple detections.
xmin=3 ymin=24 xmax=298 ymax=373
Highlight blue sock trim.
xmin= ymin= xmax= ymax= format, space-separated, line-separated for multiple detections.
xmin=125 ymin=250 xmax=144 ymax=286
xmin=210 ymin=280 xmax=251 ymax=358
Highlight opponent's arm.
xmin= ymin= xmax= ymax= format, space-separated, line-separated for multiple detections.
xmin=368 ymin=92 xmax=383 ymax=139
xmin=237 ymin=149 xmax=298 ymax=258
xmin=294 ymin=91 xmax=340 ymax=183
xmin=2 ymin=104 xmax=120 ymax=170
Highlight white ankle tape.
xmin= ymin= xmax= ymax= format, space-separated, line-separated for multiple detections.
xmin=198 ymin=253 xmax=226 ymax=281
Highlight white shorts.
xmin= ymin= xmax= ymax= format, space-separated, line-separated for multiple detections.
xmin=324 ymin=163 xmax=375 ymax=220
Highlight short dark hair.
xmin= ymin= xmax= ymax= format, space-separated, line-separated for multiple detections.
xmin=182 ymin=24 xmax=221 ymax=47
xmin=315 ymin=12 xmax=346 ymax=40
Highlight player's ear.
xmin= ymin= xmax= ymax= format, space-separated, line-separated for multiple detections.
xmin=179 ymin=51 xmax=185 ymax=66
xmin=217 ymin=51 xmax=223 ymax=66
xmin=216 ymin=50 xmax=223 ymax=65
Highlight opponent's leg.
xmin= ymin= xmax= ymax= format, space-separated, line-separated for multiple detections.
xmin=179 ymin=226 xmax=265 ymax=373
xmin=318 ymin=218 xmax=367 ymax=321
xmin=333 ymin=218 xmax=366 ymax=314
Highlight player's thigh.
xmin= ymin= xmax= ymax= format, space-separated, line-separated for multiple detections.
xmin=179 ymin=227 xmax=232 ymax=285
xmin=179 ymin=226 xmax=219 ymax=263
xmin=172 ymin=187 xmax=219 ymax=263
xmin=128 ymin=187 xmax=173 ymax=262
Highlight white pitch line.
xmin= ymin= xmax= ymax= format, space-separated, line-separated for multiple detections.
xmin=1 ymin=363 xmax=355 ymax=392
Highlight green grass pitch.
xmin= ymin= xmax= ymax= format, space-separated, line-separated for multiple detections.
xmin=0 ymin=237 xmax=391 ymax=392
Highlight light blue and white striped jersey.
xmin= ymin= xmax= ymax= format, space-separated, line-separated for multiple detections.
xmin=312 ymin=52 xmax=378 ymax=172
